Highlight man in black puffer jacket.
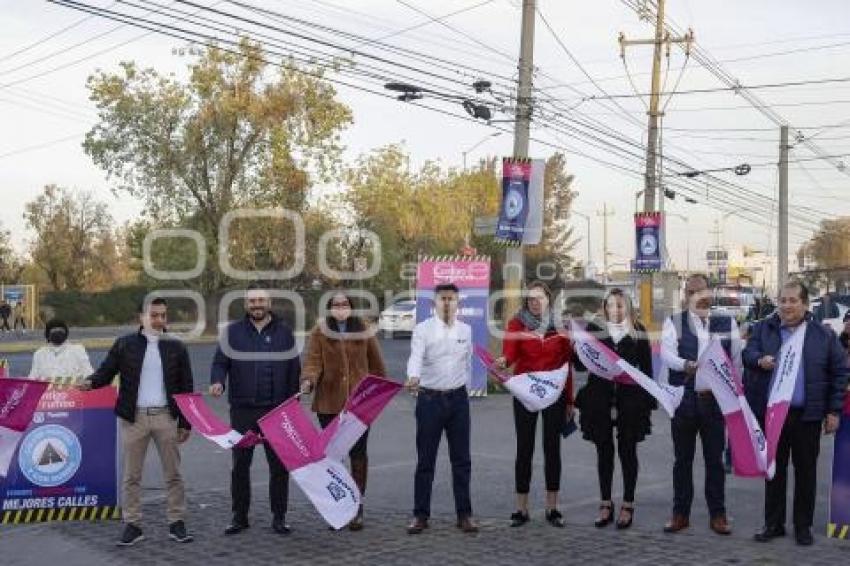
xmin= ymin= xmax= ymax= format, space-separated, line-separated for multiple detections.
xmin=80 ymin=297 xmax=194 ymax=547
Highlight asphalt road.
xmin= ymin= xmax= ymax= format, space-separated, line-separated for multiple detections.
xmin=1 ymin=336 xmax=848 ymax=563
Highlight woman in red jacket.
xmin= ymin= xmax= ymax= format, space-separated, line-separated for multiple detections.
xmin=496 ymin=280 xmax=573 ymax=528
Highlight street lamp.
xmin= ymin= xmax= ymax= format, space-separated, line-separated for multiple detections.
xmin=462 ymin=132 xmax=502 ymax=169
xmin=572 ymin=210 xmax=593 ymax=279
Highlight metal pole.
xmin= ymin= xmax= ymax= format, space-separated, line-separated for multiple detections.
xmin=778 ymin=125 xmax=789 ymax=287
xmin=504 ymin=0 xmax=535 ymax=320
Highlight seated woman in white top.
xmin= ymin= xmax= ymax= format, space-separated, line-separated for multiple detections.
xmin=29 ymin=319 xmax=93 ymax=380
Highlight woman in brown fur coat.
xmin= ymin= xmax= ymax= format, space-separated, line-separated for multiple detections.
xmin=300 ymin=291 xmax=387 ymax=530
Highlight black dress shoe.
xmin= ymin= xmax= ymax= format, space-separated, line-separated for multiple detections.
xmin=754 ymin=525 xmax=786 ymax=542
xmin=795 ymin=527 xmax=814 ymax=546
xmin=509 ymin=511 xmax=530 ymax=527
xmin=272 ymin=517 xmax=291 ymax=535
xmin=224 ymin=520 xmax=250 ymax=535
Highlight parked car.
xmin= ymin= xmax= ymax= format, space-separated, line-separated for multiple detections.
xmin=711 ymin=285 xmax=756 ymax=323
xmin=378 ymin=300 xmax=417 ymax=338
xmin=811 ymin=294 xmax=850 ymax=334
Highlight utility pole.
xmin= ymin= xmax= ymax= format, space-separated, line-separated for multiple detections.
xmin=619 ymin=0 xmax=693 ymax=328
xmin=503 ymin=0 xmax=535 ymax=321
xmin=597 ymin=204 xmax=615 ymax=282
xmin=778 ymin=125 xmax=789 ymax=288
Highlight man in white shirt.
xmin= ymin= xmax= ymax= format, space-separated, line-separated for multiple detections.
xmin=660 ymin=274 xmax=742 ymax=536
xmin=405 ymin=283 xmax=477 ymax=534
xmin=29 ymin=319 xmax=93 ymax=380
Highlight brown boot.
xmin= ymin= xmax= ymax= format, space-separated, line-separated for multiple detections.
xmin=349 ymin=457 xmax=367 ymax=531
xmin=710 ymin=514 xmax=732 ymax=535
xmin=663 ymin=513 xmax=689 ymax=533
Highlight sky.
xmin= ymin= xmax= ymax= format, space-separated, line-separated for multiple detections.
xmin=1 ymin=0 xmax=849 ymax=276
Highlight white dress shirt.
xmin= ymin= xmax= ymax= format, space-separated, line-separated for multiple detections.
xmin=29 ymin=343 xmax=94 ymax=380
xmin=406 ymin=316 xmax=472 ymax=390
xmin=137 ymin=333 xmax=168 ymax=408
xmin=661 ymin=311 xmax=743 ymax=386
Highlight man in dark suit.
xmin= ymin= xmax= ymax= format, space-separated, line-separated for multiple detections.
xmin=210 ymin=284 xmax=301 ymax=536
xmin=744 ymin=280 xmax=849 ymax=546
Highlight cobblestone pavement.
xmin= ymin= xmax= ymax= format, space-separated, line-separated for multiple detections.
xmin=1 ymin=495 xmax=848 ymax=566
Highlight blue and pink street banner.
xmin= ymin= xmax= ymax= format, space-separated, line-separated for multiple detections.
xmin=496 ymin=158 xmax=532 ymax=245
xmin=828 ymin=394 xmax=850 ymax=540
xmin=416 ymin=256 xmax=491 ymax=396
xmin=0 ymin=378 xmax=120 ymax=523
xmin=634 ymin=212 xmax=663 ymax=272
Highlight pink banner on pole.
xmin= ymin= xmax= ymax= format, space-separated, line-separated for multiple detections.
xmin=0 ymin=378 xmax=49 ymax=476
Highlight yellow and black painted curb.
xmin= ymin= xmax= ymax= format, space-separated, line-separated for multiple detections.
xmin=1 ymin=506 xmax=121 ymax=524
xmin=827 ymin=522 xmax=849 ymax=539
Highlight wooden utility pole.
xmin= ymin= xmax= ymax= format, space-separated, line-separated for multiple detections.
xmin=619 ymin=0 xmax=693 ymax=328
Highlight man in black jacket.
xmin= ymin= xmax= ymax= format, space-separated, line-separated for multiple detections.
xmin=744 ymin=280 xmax=849 ymax=546
xmin=80 ymin=297 xmax=194 ymax=547
xmin=210 ymin=285 xmax=301 ymax=536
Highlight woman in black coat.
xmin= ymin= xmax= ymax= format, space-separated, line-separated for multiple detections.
xmin=574 ymin=288 xmax=654 ymax=530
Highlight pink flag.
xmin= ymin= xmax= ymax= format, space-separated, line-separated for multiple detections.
xmin=173 ymin=393 xmax=262 ymax=449
xmin=474 ymin=347 xmax=567 ymax=412
xmin=0 ymin=378 xmax=49 ymax=476
xmin=259 ymin=398 xmax=361 ymax=529
xmin=319 ymin=376 xmax=402 ymax=462
xmin=570 ymin=321 xmax=684 ymax=417
xmin=696 ymin=339 xmax=768 ymax=477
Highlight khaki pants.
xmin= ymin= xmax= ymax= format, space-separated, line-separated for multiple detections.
xmin=120 ymin=409 xmax=186 ymax=525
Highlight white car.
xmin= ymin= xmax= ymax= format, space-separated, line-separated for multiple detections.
xmin=811 ymin=296 xmax=850 ymax=334
xmin=378 ymin=300 xmax=417 ymax=338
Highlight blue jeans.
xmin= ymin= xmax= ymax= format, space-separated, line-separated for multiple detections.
xmin=413 ymin=387 xmax=472 ymax=520
xmin=671 ymin=395 xmax=726 ymax=518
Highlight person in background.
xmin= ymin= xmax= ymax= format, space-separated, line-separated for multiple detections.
xmin=574 ymin=289 xmax=653 ymax=530
xmin=29 ymin=319 xmax=93 ymax=380
xmin=838 ymin=311 xmax=850 ymax=357
xmin=78 ymin=298 xmax=194 ymax=547
xmin=12 ymin=301 xmax=26 ymax=332
xmin=495 ymin=280 xmax=573 ymax=528
xmin=210 ymin=285 xmax=301 ymax=536
xmin=405 ymin=283 xmax=477 ymax=535
xmin=0 ymin=300 xmax=11 ymax=332
xmin=300 ymin=291 xmax=387 ymax=530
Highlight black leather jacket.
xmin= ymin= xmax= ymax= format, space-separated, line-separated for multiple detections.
xmin=87 ymin=329 xmax=194 ymax=428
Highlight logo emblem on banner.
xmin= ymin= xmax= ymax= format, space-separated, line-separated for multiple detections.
xmin=18 ymin=424 xmax=82 ymax=487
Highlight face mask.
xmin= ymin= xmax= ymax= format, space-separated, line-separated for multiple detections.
xmin=48 ymin=329 xmax=68 ymax=346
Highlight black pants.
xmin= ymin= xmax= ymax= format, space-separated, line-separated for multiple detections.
xmin=596 ymin=437 xmax=638 ymax=502
xmin=514 ymin=394 xmax=565 ymax=494
xmin=671 ymin=398 xmax=726 ymax=518
xmin=230 ymin=406 xmax=289 ymax=521
xmin=413 ymin=387 xmax=472 ymax=520
xmin=764 ymin=408 xmax=821 ymax=530
xmin=0 ymin=316 xmax=9 ymax=331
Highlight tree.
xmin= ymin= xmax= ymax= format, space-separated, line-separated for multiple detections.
xmin=799 ymin=217 xmax=850 ymax=292
xmin=343 ymin=144 xmax=501 ymax=291
xmin=84 ymin=39 xmax=353 ymax=298
xmin=525 ymin=153 xmax=578 ymax=282
xmin=23 ymin=185 xmax=118 ymax=291
xmin=0 ymin=222 xmax=25 ymax=284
